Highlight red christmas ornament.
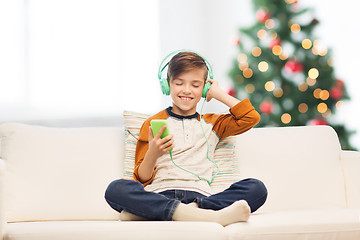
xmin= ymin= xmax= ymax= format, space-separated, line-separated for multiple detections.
xmin=232 ymin=37 xmax=240 ymax=46
xmin=256 ymin=9 xmax=271 ymax=23
xmin=260 ymin=101 xmax=274 ymax=115
xmin=336 ymin=79 xmax=344 ymax=88
xmin=330 ymin=87 xmax=344 ymax=100
xmin=269 ymin=38 xmax=282 ymax=49
xmin=226 ymin=87 xmax=236 ymax=97
xmin=309 ymin=118 xmax=328 ymax=126
xmin=284 ymin=60 xmax=303 ymax=72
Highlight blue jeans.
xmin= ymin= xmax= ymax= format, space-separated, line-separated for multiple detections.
xmin=104 ymin=178 xmax=267 ymax=221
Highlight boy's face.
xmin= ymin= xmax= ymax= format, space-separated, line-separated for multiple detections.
xmin=169 ymin=68 xmax=206 ymax=116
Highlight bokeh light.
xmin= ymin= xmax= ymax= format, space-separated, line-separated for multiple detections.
xmin=308 ymin=68 xmax=319 ymax=79
xmin=302 ymin=39 xmax=312 ymax=49
xmin=336 ymin=100 xmax=344 ymax=109
xmin=257 ymin=29 xmax=267 ymax=39
xmin=298 ymin=103 xmax=308 ymax=113
xmin=265 ymin=19 xmax=275 ymax=29
xmin=237 ymin=53 xmax=247 ymax=63
xmin=258 ymin=61 xmax=269 ymax=72
xmin=290 ymin=23 xmax=301 ymax=33
xmin=281 ymin=113 xmax=292 ymax=124
xmin=313 ymin=88 xmax=322 ymax=98
xmin=252 ymin=47 xmax=262 ymax=57
xmin=245 ymin=83 xmax=255 ymax=93
xmin=243 ymin=68 xmax=253 ymax=78
xmin=298 ymin=82 xmax=308 ymax=92
xmin=273 ymin=88 xmax=283 ymax=98
xmin=265 ymin=81 xmax=275 ymax=91
xmin=317 ymin=102 xmax=328 ymax=113
xmin=272 ymin=45 xmax=282 ymax=55
xmin=306 ymin=77 xmax=316 ymax=86
xmin=320 ymin=90 xmax=330 ymax=100
xmin=238 ymin=62 xmax=249 ymax=71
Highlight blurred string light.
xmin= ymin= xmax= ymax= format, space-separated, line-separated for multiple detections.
xmin=257 ymin=29 xmax=267 ymax=39
xmin=279 ymin=53 xmax=288 ymax=60
xmin=252 ymin=47 xmax=262 ymax=57
xmin=308 ymin=68 xmax=319 ymax=79
xmin=302 ymin=39 xmax=312 ymax=49
xmin=313 ymin=88 xmax=321 ymax=98
xmin=319 ymin=90 xmax=329 ymax=100
xmin=245 ymin=83 xmax=255 ymax=93
xmin=272 ymin=45 xmax=282 ymax=55
xmin=273 ymin=88 xmax=283 ymax=97
xmin=265 ymin=81 xmax=275 ymax=91
xmin=336 ymin=100 xmax=344 ymax=109
xmin=281 ymin=113 xmax=291 ymax=124
xmin=317 ymin=102 xmax=328 ymax=113
xmin=312 ymin=40 xmax=328 ymax=56
xmin=265 ymin=19 xmax=275 ymax=29
xmin=298 ymin=103 xmax=308 ymax=113
xmin=237 ymin=53 xmax=248 ymax=70
xmin=290 ymin=23 xmax=301 ymax=33
xmin=258 ymin=61 xmax=269 ymax=72
xmin=306 ymin=77 xmax=316 ymax=86
xmin=298 ymin=82 xmax=308 ymax=92
xmin=243 ymin=67 xmax=253 ymax=78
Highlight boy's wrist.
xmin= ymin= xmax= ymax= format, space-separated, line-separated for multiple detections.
xmin=210 ymin=88 xmax=240 ymax=108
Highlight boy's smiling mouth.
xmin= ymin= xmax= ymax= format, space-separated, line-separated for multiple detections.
xmin=179 ymin=96 xmax=193 ymax=101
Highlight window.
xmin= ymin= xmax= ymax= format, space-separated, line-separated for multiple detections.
xmin=0 ymin=0 xmax=160 ymax=121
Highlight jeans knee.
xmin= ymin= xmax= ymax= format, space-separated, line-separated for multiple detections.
xmin=247 ymin=178 xmax=267 ymax=198
xmin=104 ymin=179 xmax=137 ymax=202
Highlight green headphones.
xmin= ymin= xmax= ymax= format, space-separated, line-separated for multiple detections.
xmin=157 ymin=49 xmax=213 ymax=98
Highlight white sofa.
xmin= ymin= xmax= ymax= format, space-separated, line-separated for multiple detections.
xmin=0 ymin=122 xmax=359 ymax=240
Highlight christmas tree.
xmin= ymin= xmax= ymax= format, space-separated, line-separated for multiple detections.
xmin=229 ymin=0 xmax=355 ymax=150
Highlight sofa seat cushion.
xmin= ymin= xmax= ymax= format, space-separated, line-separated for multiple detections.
xmin=225 ymin=209 xmax=360 ymax=240
xmin=6 ymin=221 xmax=227 ymax=240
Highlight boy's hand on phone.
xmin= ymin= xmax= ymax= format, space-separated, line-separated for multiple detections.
xmin=148 ymin=125 xmax=174 ymax=158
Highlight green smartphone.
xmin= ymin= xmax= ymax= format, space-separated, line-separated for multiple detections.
xmin=150 ymin=119 xmax=170 ymax=139
xmin=150 ymin=119 xmax=172 ymax=152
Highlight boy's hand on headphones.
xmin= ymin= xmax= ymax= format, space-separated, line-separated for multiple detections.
xmin=148 ymin=126 xmax=174 ymax=158
xmin=205 ymin=79 xmax=219 ymax=102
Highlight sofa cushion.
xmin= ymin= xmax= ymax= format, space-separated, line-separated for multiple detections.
xmin=235 ymin=126 xmax=347 ymax=213
xmin=6 ymin=221 xmax=227 ymax=240
xmin=0 ymin=123 xmax=124 ymax=222
xmin=225 ymin=209 xmax=360 ymax=240
xmin=122 ymin=110 xmax=239 ymax=194
xmin=340 ymin=151 xmax=360 ymax=208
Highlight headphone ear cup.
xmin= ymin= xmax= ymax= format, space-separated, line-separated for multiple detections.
xmin=160 ymin=78 xmax=170 ymax=95
xmin=202 ymin=82 xmax=211 ymax=98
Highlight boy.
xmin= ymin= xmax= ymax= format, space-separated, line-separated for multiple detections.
xmin=105 ymin=51 xmax=267 ymax=226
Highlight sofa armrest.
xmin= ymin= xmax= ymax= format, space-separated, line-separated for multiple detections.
xmin=340 ymin=150 xmax=360 ymax=208
xmin=0 ymin=158 xmax=6 ymax=240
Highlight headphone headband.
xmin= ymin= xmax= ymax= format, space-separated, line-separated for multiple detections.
xmin=157 ymin=49 xmax=213 ymax=80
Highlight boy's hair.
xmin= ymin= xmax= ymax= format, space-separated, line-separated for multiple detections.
xmin=167 ymin=51 xmax=208 ymax=83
